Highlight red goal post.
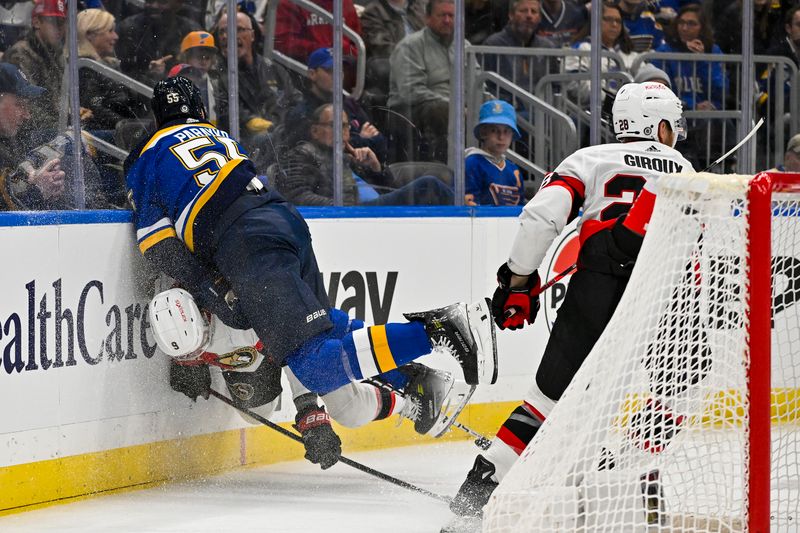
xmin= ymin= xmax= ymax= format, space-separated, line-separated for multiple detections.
xmin=483 ymin=172 xmax=800 ymax=533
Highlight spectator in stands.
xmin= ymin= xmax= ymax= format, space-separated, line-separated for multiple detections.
xmin=116 ymin=0 xmax=200 ymax=85
xmin=536 ymin=0 xmax=588 ymax=48
xmin=360 ymin=0 xmax=425 ymax=103
xmin=273 ymin=0 xmax=362 ymax=65
xmin=77 ymin=9 xmax=148 ymax=133
xmin=715 ymin=0 xmax=784 ymax=55
xmin=465 ymin=0 xmax=495 ymax=44
xmin=655 ymin=5 xmax=726 ymax=111
xmin=4 ymin=0 xmax=65 ymax=133
xmin=388 ymin=0 xmax=456 ymax=162
xmin=465 ymin=99 xmax=524 ymax=206
xmin=212 ymin=11 xmax=300 ymax=153
xmin=285 ymin=48 xmax=387 ymax=163
xmin=173 ymin=31 xmax=218 ymax=123
xmin=566 ymin=2 xmax=640 ymax=103
xmin=278 ymin=103 xmax=453 ymax=206
xmin=634 ymin=62 xmax=672 ymax=88
xmin=772 ymin=133 xmax=800 ymax=172
xmin=656 ymin=5 xmax=731 ymax=169
xmin=0 ymin=63 xmax=65 ymax=211
xmin=0 ymin=0 xmax=34 ymax=52
xmin=769 ymin=5 xmax=800 ymax=68
xmin=617 ymin=0 xmax=665 ymax=52
xmin=784 ymin=133 xmax=800 ymax=172
xmin=483 ymin=0 xmax=556 ymax=92
xmin=361 ymin=0 xmax=425 ymax=60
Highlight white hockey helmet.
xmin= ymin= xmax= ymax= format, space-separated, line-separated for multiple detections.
xmin=149 ymin=288 xmax=211 ymax=361
xmin=613 ymin=82 xmax=686 ymax=147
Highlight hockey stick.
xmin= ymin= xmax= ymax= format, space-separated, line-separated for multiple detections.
xmin=699 ymin=117 xmax=764 ymax=173
xmin=452 ymin=421 xmax=492 ymax=450
xmin=209 ymin=389 xmax=453 ymax=504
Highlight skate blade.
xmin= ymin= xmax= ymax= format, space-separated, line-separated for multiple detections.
xmin=466 ymin=298 xmax=498 ymax=385
xmin=440 ymin=515 xmax=482 ymax=533
xmin=429 ymin=381 xmax=477 ymax=438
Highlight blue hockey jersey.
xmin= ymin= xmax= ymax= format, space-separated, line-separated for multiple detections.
xmin=126 ymin=121 xmax=256 ymax=255
xmin=465 ymin=148 xmax=524 ymax=206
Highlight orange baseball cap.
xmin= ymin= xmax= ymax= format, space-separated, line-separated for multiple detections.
xmin=32 ymin=0 xmax=66 ymax=18
xmin=180 ymin=31 xmax=216 ymax=53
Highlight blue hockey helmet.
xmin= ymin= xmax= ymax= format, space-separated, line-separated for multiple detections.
xmin=474 ymin=99 xmax=521 ymax=140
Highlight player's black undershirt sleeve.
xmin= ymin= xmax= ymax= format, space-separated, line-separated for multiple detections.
xmin=143 ymin=236 xmax=218 ymax=292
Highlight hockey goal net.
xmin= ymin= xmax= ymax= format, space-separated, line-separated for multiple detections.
xmin=483 ymin=172 xmax=800 ymax=533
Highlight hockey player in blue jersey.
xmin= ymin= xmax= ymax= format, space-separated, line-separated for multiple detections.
xmin=465 ymin=100 xmax=524 ymax=206
xmin=125 ymin=77 xmax=499 ymax=461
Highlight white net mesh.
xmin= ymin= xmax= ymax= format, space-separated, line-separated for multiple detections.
xmin=483 ymin=173 xmax=800 ymax=532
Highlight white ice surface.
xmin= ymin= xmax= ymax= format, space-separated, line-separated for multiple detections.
xmin=0 ymin=441 xmax=480 ymax=533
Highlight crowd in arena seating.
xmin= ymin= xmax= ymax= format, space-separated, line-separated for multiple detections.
xmin=0 ymin=0 xmax=798 ymax=211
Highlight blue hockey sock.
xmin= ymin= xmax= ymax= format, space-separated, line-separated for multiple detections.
xmin=286 ymin=320 xmax=432 ymax=395
xmin=344 ymin=322 xmax=432 ymax=379
xmin=374 ymin=368 xmax=411 ymax=391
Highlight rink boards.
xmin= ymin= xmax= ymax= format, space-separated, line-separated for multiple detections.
xmin=5 ymin=205 xmax=798 ymax=515
xmin=0 ymin=207 xmax=548 ymax=514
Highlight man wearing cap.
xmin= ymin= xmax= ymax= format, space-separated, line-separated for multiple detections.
xmin=285 ymin=47 xmax=386 ymax=163
xmin=0 ymin=63 xmax=66 ymax=210
xmin=212 ymin=11 xmax=300 ymax=156
xmin=634 ymin=62 xmax=672 ymax=88
xmin=4 ymin=0 xmax=66 ymax=132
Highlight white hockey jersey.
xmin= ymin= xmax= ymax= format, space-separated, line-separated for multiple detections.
xmin=508 ymin=141 xmax=694 ymax=275
xmin=198 ymin=317 xmax=265 ymax=372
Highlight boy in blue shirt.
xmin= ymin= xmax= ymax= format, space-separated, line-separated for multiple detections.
xmin=465 ymin=99 xmax=524 ymax=206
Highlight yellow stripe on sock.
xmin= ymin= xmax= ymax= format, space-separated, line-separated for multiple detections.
xmin=369 ymin=325 xmax=397 ymax=373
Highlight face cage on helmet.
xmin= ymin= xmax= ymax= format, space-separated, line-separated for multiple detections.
xmin=674 ymin=116 xmax=687 ymax=142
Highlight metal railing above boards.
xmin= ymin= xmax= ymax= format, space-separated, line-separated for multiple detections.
xmin=262 ymin=0 xmax=366 ymax=100
xmin=467 ymin=70 xmax=577 ymax=189
xmin=533 ymin=71 xmax=633 ymax=149
xmin=465 ymin=45 xmax=628 ymax=179
xmin=466 ymin=45 xmax=800 ymax=173
xmin=631 ymin=52 xmax=799 ymax=173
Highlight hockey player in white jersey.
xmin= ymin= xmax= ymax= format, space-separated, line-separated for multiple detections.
xmin=150 ymin=287 xmax=468 ymax=470
xmin=445 ymin=82 xmax=694 ymax=524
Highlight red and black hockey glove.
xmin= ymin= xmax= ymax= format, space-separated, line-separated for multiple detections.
xmin=491 ymin=263 xmax=541 ymax=330
xmin=294 ymin=405 xmax=342 ymax=470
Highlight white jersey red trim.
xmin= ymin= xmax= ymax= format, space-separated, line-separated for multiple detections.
xmin=507 ymin=141 xmax=694 ymax=275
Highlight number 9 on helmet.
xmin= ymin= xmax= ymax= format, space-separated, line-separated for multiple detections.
xmin=612 ymin=82 xmax=687 ymax=147
xmin=149 ymin=288 xmax=211 ymax=361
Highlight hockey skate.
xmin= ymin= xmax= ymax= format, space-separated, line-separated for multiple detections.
xmin=404 ymin=298 xmax=497 ymax=386
xmin=428 ymin=380 xmax=477 ymax=438
xmin=449 ymin=455 xmax=499 ymax=517
xmin=397 ymin=363 xmax=456 ymax=435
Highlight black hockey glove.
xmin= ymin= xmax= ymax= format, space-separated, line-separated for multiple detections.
xmin=193 ymin=276 xmax=251 ymax=330
xmin=169 ymin=359 xmax=211 ymax=401
xmin=294 ymin=405 xmax=342 ymax=470
xmin=491 ymin=263 xmax=541 ymax=330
